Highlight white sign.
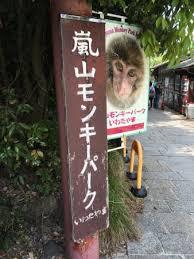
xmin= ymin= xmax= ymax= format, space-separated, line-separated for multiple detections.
xmin=106 ymin=20 xmax=149 ymax=139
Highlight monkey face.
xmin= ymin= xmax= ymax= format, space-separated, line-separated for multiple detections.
xmin=106 ymin=35 xmax=145 ymax=109
xmin=112 ymin=59 xmax=138 ymax=102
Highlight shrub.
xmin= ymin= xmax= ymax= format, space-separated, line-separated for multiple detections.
xmin=0 ymin=88 xmax=60 ymax=195
xmin=100 ymin=151 xmax=143 ymax=255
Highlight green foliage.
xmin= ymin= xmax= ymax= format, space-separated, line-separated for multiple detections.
xmin=0 ymin=88 xmax=31 ymax=172
xmin=0 ymin=87 xmax=60 ymax=195
xmin=0 ymin=1 xmax=59 ymax=195
xmin=92 ymin=0 xmax=194 ymax=65
xmin=149 ymin=55 xmax=165 ymax=68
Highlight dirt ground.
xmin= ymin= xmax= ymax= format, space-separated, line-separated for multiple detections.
xmin=0 ymin=176 xmax=65 ymax=259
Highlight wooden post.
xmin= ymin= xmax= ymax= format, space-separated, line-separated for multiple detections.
xmin=51 ymin=1 xmax=107 ymax=258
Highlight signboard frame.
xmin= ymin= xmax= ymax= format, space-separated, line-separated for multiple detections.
xmin=60 ymin=14 xmax=108 ymax=241
xmin=105 ymin=19 xmax=149 ymax=140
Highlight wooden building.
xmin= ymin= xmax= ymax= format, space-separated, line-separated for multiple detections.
xmin=152 ymin=58 xmax=194 ymax=114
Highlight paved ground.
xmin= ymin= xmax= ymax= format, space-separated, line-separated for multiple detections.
xmin=104 ymin=108 xmax=194 ymax=259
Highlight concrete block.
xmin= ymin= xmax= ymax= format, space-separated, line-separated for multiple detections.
xmin=157 ymin=233 xmax=194 ymax=254
xmin=127 ymin=232 xmax=164 ymax=254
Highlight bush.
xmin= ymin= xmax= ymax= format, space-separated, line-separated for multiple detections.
xmin=100 ymin=151 xmax=143 ymax=255
xmin=0 ymin=88 xmax=60 ymax=195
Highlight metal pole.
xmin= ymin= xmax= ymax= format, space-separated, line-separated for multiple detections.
xmin=129 ymin=140 xmax=147 ymax=198
xmin=129 ymin=147 xmax=135 ymax=174
xmin=136 ymin=141 xmax=143 ymax=190
xmin=126 ymin=142 xmax=137 ymax=180
xmin=50 ymin=1 xmax=100 ymax=258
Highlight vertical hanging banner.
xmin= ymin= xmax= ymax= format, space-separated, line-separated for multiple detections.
xmin=60 ymin=14 xmax=108 ymax=241
xmin=106 ymin=20 xmax=149 ymax=139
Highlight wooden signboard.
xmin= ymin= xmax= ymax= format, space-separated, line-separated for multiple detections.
xmin=60 ymin=14 xmax=108 ymax=241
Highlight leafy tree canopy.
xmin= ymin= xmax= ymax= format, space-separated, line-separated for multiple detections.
xmin=92 ymin=0 xmax=194 ymax=66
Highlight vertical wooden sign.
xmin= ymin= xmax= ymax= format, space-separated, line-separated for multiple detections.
xmin=60 ymin=14 xmax=108 ymax=241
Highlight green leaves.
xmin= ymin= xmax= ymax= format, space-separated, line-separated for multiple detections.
xmin=161 ymin=18 xmax=168 ymax=30
xmin=156 ymin=17 xmax=162 ymax=29
xmin=0 ymin=87 xmax=60 ymax=195
xmin=172 ymin=0 xmax=179 ymax=7
xmin=156 ymin=17 xmax=168 ymax=30
xmin=141 ymin=29 xmax=160 ymax=57
xmin=93 ymin=0 xmax=194 ymax=65
xmin=16 ymin=104 xmax=33 ymax=115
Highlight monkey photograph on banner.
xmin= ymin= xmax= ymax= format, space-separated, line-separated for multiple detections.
xmin=106 ymin=20 xmax=149 ymax=140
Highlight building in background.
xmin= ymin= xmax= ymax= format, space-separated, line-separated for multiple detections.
xmin=152 ymin=58 xmax=194 ymax=115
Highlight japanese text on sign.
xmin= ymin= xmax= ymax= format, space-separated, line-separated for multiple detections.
xmin=72 ymin=30 xmax=99 ymax=211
